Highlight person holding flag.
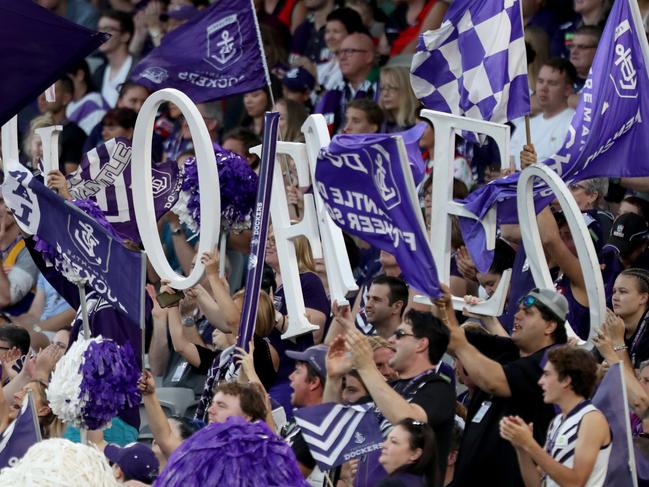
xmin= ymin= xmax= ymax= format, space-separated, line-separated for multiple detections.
xmin=436 ymin=284 xmax=567 ymax=487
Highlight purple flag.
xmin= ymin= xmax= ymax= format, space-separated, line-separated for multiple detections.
xmin=67 ymin=138 xmax=182 ymax=243
xmin=293 ymin=403 xmax=384 ymax=471
xmin=315 ymin=133 xmax=440 ymax=297
xmin=237 ymin=112 xmax=278 ymax=351
xmin=459 ymin=0 xmax=649 ymax=272
xmin=2 ymin=163 xmax=145 ymax=323
xmin=0 ymin=390 xmax=41 ymax=469
xmin=0 ymin=0 xmax=108 ymax=126
xmin=410 ymin=0 xmax=529 ymax=123
xmin=592 ymin=363 xmax=637 ymax=487
xmin=130 ymin=0 xmax=269 ymax=102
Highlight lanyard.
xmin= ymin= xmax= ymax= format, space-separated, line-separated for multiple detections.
xmin=545 ymin=400 xmax=589 ymax=453
xmin=630 ymin=312 xmax=649 ymax=359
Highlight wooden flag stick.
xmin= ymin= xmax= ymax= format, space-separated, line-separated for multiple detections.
xmin=524 ymin=115 xmax=532 ymax=147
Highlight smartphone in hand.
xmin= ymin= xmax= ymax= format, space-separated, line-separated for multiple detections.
xmin=156 ymin=290 xmax=185 ymax=308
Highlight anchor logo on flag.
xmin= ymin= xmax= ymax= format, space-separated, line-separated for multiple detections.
xmin=205 ymin=14 xmax=242 ymax=71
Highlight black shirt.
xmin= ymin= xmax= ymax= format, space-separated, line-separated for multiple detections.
xmin=627 ymin=311 xmax=649 ymax=368
xmin=451 ymin=333 xmax=556 ymax=487
xmin=389 ymin=369 xmax=455 ymax=478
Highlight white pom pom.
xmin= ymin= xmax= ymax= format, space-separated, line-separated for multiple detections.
xmin=171 ymin=190 xmax=199 ymax=233
xmin=47 ymin=336 xmax=103 ymax=428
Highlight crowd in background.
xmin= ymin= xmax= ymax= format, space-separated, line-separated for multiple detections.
xmin=0 ymin=0 xmax=649 ymax=486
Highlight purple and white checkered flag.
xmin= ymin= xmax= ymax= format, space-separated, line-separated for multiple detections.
xmin=410 ymin=0 xmax=529 ymax=123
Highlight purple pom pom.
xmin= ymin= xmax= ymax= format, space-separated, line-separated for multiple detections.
xmin=77 ymin=339 xmax=141 ymax=430
xmin=154 ymin=417 xmax=308 ymax=487
xmin=181 ymin=147 xmax=258 ymax=232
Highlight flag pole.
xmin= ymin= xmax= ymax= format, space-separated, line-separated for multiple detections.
xmin=139 ymin=251 xmax=147 ymax=367
xmin=249 ymin=0 xmax=275 ymax=109
xmin=78 ymin=285 xmax=90 ymax=340
xmin=524 ymin=115 xmax=532 ymax=147
xmin=27 ymin=390 xmax=42 ymax=442
xmin=219 ymin=233 xmax=227 ymax=279
xmin=77 ymin=284 xmax=90 ymax=446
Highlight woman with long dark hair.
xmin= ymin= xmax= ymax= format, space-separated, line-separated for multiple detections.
xmin=377 ymin=418 xmax=438 ymax=487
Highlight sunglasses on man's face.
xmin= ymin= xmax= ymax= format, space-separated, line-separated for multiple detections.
xmin=392 ymin=329 xmax=416 ymax=340
xmin=519 ymin=295 xmax=539 ymax=310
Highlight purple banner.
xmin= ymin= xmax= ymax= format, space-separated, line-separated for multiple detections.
xmin=592 ymin=363 xmax=637 ymax=487
xmin=236 ymin=112 xmax=279 ymax=351
xmin=3 ymin=164 xmax=145 ymax=322
xmin=130 ymin=0 xmax=268 ymax=103
xmin=0 ymin=390 xmax=40 ymax=469
xmin=67 ymin=137 xmax=181 ymax=243
xmin=0 ymin=0 xmax=108 ymax=126
xmin=294 ymin=403 xmax=383 ymax=471
xmin=315 ymin=133 xmax=440 ymax=297
xmin=459 ymin=0 xmax=649 ymax=272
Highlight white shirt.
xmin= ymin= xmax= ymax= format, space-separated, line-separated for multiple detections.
xmin=101 ymin=55 xmax=133 ymax=108
xmin=543 ymin=402 xmax=610 ymax=487
xmin=510 ymin=107 xmax=575 ymax=170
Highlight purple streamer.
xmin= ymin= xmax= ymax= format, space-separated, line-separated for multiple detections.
xmin=154 ymin=416 xmax=308 ymax=487
xmin=77 ymin=339 xmax=141 ymax=430
xmin=236 ymin=112 xmax=279 ymax=351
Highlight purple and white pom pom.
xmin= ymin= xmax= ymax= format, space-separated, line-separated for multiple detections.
xmin=47 ymin=337 xmax=92 ymax=426
xmin=78 ymin=338 xmax=141 ymax=430
xmin=171 ymin=148 xmax=258 ymax=234
xmin=47 ymin=336 xmax=141 ymax=430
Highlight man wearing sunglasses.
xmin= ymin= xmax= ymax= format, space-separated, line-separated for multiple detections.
xmin=436 ymin=285 xmax=568 ymax=487
xmin=324 ymin=309 xmax=455 ymax=485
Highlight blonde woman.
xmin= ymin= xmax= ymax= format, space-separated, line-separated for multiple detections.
xmin=22 ymin=113 xmax=56 ymax=172
xmin=378 ymin=66 xmax=418 ymax=133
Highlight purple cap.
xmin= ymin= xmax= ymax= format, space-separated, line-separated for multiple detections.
xmin=105 ymin=442 xmax=159 ymax=483
xmin=282 ymin=67 xmax=316 ymax=93
xmin=161 ymin=5 xmax=199 ymax=22
xmin=286 ymin=344 xmax=328 ymax=380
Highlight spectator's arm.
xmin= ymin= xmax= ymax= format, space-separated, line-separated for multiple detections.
xmin=168 ymin=305 xmax=200 ymax=367
xmin=190 ymin=284 xmax=229 ymax=332
xmin=501 ymin=413 xmax=609 ymax=487
xmin=620 ymin=177 xmax=649 ymax=192
xmin=33 ymin=308 xmax=75 ymax=332
xmin=201 ymin=249 xmax=241 ymax=332
xmin=538 ymin=206 xmax=587 ymax=294
xmin=139 ymin=370 xmax=183 ymax=457
xmin=146 ymin=285 xmax=170 ymax=376
xmin=13 ymin=287 xmax=46 ymax=325
xmin=323 ymin=335 xmax=350 ymax=403
xmin=511 ymin=446 xmax=542 ymax=487
xmin=435 ymin=284 xmax=512 ymax=396
xmin=227 ymin=230 xmax=252 ymax=254
xmin=0 ymin=265 xmax=12 ymax=308
xmin=347 ymin=329 xmax=428 ymax=423
xmin=324 ymin=300 xmax=354 ymax=346
xmin=0 ymin=370 xmax=10 ymax=435
xmin=166 ymin=213 xmax=196 ymax=277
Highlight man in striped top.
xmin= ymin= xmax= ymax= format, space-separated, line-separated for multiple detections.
xmin=500 ymin=345 xmax=611 ymax=487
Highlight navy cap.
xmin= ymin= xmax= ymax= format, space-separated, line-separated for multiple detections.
xmin=286 ymin=344 xmax=328 ymax=380
xmin=282 ymin=67 xmax=316 ymax=93
xmin=105 ymin=442 xmax=159 ymax=483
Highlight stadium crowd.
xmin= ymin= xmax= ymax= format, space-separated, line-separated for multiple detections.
xmin=0 ymin=0 xmax=648 ymax=485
